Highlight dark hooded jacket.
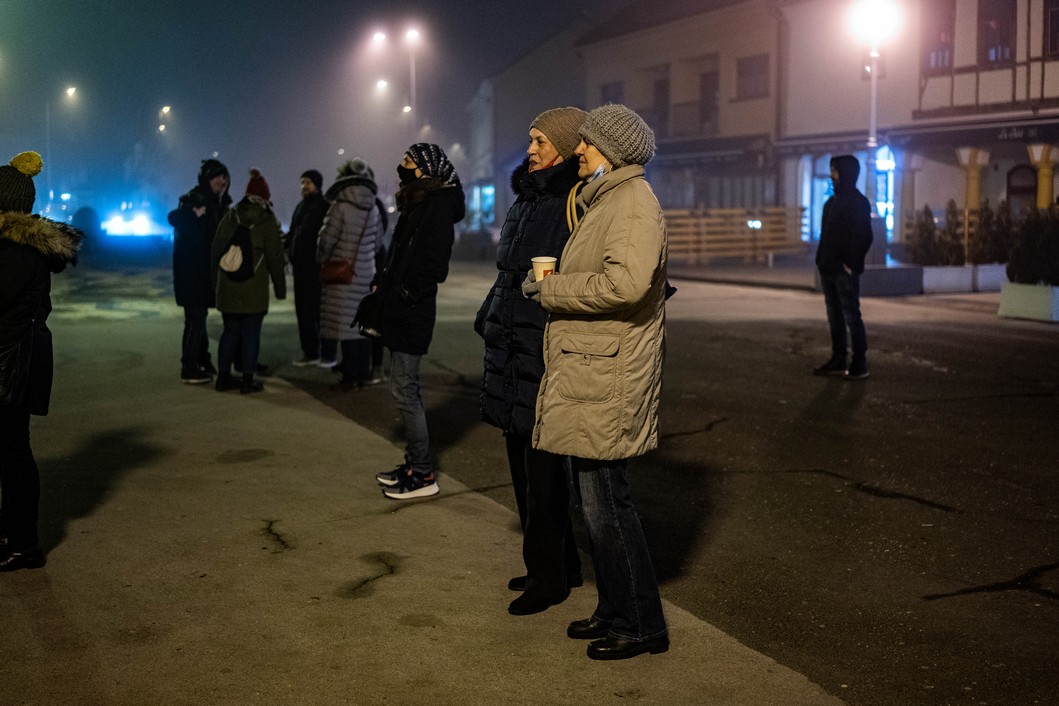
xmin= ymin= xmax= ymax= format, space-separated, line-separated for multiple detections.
xmin=474 ymin=157 xmax=581 ymax=436
xmin=287 ymin=189 xmax=330 ymax=276
xmin=0 ymin=212 xmax=82 ymax=415
xmin=816 ymin=155 xmax=873 ymax=276
xmin=169 ymin=165 xmax=232 ymax=307
xmin=372 ymin=177 xmax=465 ymax=355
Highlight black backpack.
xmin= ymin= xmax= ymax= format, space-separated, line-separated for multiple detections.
xmin=218 ymin=213 xmax=259 ymax=282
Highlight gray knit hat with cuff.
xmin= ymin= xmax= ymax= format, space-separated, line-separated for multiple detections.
xmin=578 ymin=103 xmax=656 ymax=168
xmin=530 ymin=107 xmax=588 ymax=159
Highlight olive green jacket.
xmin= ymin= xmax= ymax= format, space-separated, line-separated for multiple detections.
xmin=211 ymin=197 xmax=287 ymax=314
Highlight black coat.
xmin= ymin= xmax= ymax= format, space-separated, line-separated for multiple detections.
xmin=169 ymin=182 xmax=231 ymax=307
xmin=287 ymin=190 xmax=330 ymax=277
xmin=474 ymin=158 xmax=581 ymax=436
xmin=374 ymin=177 xmax=465 ymax=355
xmin=0 ymin=212 xmax=82 ymax=415
xmin=816 ymin=155 xmax=873 ymax=276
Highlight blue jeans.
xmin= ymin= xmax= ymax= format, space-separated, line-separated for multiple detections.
xmin=820 ymin=269 xmax=867 ymax=360
xmin=181 ymin=305 xmax=211 ymax=374
xmin=574 ymin=457 xmax=667 ymax=642
xmin=218 ymin=313 xmax=264 ymax=375
xmin=388 ymin=351 xmax=431 ymax=472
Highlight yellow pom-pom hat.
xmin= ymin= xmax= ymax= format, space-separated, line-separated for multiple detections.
xmin=0 ymin=151 xmax=43 ymax=213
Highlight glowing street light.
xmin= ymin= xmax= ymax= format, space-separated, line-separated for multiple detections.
xmin=369 ymin=26 xmax=423 ymax=138
xmin=849 ymin=0 xmax=901 ymax=208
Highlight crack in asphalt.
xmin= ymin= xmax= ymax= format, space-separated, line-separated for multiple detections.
xmin=903 ymin=391 xmax=1058 ymax=405
xmin=337 ymin=552 xmax=400 ymax=599
xmin=922 ymin=562 xmax=1059 ymax=601
xmin=795 ymin=469 xmax=960 ymax=513
xmin=661 ymin=417 xmax=729 ymax=439
xmin=261 ymin=520 xmax=292 ymax=552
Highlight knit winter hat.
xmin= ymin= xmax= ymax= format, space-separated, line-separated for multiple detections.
xmin=530 ymin=107 xmax=588 ymax=159
xmin=337 ymin=158 xmax=375 ymax=183
xmin=245 ymin=168 xmax=271 ymax=202
xmin=198 ymin=158 xmax=230 ymax=187
xmin=0 ymin=151 xmax=42 ymax=213
xmin=578 ymin=104 xmax=656 ymax=168
xmin=405 ymin=143 xmax=459 ymax=185
xmin=301 ymin=169 xmax=324 ymax=192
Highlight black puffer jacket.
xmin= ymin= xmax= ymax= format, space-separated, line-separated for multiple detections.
xmin=0 ymin=212 xmax=82 ymax=415
xmin=169 ymin=179 xmax=231 ymax=307
xmin=474 ymin=158 xmax=581 ymax=436
xmin=816 ymin=155 xmax=873 ymax=276
xmin=374 ymin=177 xmax=465 ymax=355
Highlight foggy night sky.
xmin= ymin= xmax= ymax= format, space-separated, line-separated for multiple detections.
xmin=0 ymin=0 xmax=627 ymax=220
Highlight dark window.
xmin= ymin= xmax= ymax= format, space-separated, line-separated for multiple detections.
xmin=736 ymin=54 xmax=769 ymax=100
xmin=600 ymin=81 xmax=624 ymax=105
xmin=700 ymin=71 xmax=719 ymax=134
xmin=922 ymin=0 xmax=955 ymax=73
xmin=978 ymin=0 xmax=1016 ymax=67
xmin=1047 ymin=0 xmax=1059 ymax=57
xmin=652 ymin=78 xmax=670 ymax=137
xmin=1007 ymin=165 xmax=1037 ymax=216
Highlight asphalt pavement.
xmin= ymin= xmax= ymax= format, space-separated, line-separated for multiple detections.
xmin=1 ymin=258 xmax=848 ymax=705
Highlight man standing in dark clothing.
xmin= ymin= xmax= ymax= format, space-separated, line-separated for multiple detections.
xmin=169 ymin=158 xmax=231 ymax=384
xmin=286 ymin=169 xmax=330 ymax=366
xmin=814 ymin=154 xmax=874 ymax=380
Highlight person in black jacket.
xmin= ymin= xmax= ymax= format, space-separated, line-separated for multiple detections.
xmin=169 ymin=158 xmax=231 ymax=384
xmin=814 ymin=154 xmax=873 ymax=380
xmin=372 ymin=143 xmax=465 ymax=500
xmin=0 ymin=151 xmax=82 ymax=571
xmin=474 ymin=107 xmax=587 ymax=615
xmin=286 ymin=169 xmax=330 ymax=366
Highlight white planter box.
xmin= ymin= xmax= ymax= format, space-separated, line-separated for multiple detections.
xmin=973 ymin=263 xmax=1008 ymax=292
xmin=922 ymin=265 xmax=974 ymax=294
xmin=997 ymin=282 xmax=1059 ymax=322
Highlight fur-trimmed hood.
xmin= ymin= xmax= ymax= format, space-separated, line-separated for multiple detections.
xmin=0 ymin=211 xmax=83 ymax=270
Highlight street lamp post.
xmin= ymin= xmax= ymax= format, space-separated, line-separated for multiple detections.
xmin=850 ymin=0 xmax=900 ymax=263
xmin=44 ymin=86 xmax=77 ymax=208
xmin=371 ymin=27 xmax=422 ymax=140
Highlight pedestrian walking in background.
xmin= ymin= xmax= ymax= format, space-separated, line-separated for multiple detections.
xmin=474 ymin=107 xmax=587 ymax=615
xmin=286 ymin=169 xmax=330 ymax=367
xmin=210 ymin=169 xmax=286 ymax=394
xmin=317 ymin=159 xmax=383 ymax=389
xmin=0 ymin=151 xmax=83 ymax=571
xmin=523 ymin=104 xmax=669 ymax=661
xmin=813 ymin=154 xmax=873 ymax=380
xmin=169 ymin=158 xmax=231 ymax=384
xmin=372 ymin=143 xmax=465 ymax=500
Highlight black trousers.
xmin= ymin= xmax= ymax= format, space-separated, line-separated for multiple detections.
xmin=505 ymin=433 xmax=580 ymax=597
xmin=292 ymin=270 xmax=321 ymax=360
xmin=0 ymin=406 xmax=40 ymax=549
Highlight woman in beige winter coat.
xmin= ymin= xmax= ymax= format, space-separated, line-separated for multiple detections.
xmin=523 ymin=104 xmax=668 ymax=662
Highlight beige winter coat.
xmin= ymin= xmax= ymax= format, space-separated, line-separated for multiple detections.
xmin=532 ymin=165 xmax=667 ymax=460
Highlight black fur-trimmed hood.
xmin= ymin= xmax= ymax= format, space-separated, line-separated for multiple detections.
xmin=0 ymin=211 xmax=83 ymax=269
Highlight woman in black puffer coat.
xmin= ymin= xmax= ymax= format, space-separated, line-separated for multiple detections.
xmin=0 ymin=151 xmax=82 ymax=572
xmin=474 ymin=107 xmax=587 ymax=616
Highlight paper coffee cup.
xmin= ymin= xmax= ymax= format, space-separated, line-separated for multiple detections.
xmin=531 ymin=256 xmax=557 ymax=280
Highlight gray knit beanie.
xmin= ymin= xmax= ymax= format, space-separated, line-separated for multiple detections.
xmin=578 ymin=104 xmax=656 ymax=168
xmin=530 ymin=107 xmax=588 ymax=159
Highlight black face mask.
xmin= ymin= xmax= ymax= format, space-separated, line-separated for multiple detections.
xmin=397 ymin=165 xmax=418 ymax=185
